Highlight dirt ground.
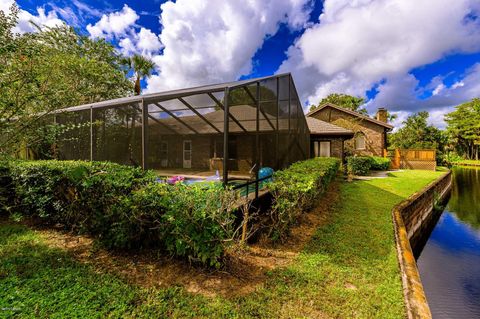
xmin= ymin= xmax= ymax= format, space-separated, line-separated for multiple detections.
xmin=10 ymin=181 xmax=339 ymax=298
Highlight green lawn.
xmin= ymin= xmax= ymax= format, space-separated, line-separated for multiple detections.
xmin=0 ymin=170 xmax=443 ymax=318
xmin=452 ymin=159 xmax=480 ymax=166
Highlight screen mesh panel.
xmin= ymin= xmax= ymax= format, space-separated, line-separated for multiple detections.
xmin=50 ymin=74 xmax=309 ymax=198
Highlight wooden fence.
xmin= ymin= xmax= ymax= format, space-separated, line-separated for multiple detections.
xmin=384 ymin=149 xmax=436 ymax=171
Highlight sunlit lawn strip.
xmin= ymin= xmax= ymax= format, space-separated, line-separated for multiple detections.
xmin=0 ymin=170 xmax=443 ymax=318
xmin=452 ymin=159 xmax=480 ymax=166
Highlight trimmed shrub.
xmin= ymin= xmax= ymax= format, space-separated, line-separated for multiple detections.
xmin=1 ymin=160 xmax=237 ymax=267
xmin=116 ymin=182 xmax=237 ymax=267
xmin=369 ymin=156 xmax=391 ymax=171
xmin=346 ymin=156 xmax=371 ymax=176
xmin=267 ymin=157 xmax=340 ymax=241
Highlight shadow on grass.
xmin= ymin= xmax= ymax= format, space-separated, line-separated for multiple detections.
xmin=0 ymin=222 xmax=222 ymax=319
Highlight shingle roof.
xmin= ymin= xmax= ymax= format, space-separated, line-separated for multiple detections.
xmin=306 ymin=117 xmax=354 ymax=137
xmin=306 ymin=103 xmax=394 ymax=130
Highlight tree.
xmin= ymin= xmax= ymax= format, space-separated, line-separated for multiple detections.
xmin=389 ymin=111 xmax=447 ymax=154
xmin=309 ymin=93 xmax=368 ymax=115
xmin=445 ymin=98 xmax=480 ymax=160
xmin=122 ymin=54 xmax=156 ymax=95
xmin=0 ymin=4 xmax=133 ymax=157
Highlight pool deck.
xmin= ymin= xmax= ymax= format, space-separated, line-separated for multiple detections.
xmin=154 ymin=168 xmax=251 ymax=180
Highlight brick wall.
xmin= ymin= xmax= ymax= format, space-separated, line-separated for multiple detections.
xmin=397 ymin=171 xmax=452 ymax=241
xmin=310 ymin=107 xmax=387 ymax=156
xmin=392 ymin=170 xmax=452 ymax=319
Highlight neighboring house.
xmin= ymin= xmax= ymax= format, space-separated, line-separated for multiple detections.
xmin=307 ymin=103 xmax=393 ymax=157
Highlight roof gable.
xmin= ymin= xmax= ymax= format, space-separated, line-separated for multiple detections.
xmin=307 ymin=103 xmax=393 ymax=130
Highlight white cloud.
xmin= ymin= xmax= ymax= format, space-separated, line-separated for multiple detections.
xmin=0 ymin=0 xmax=15 ymax=15
xmin=367 ymin=63 xmax=480 ymax=127
xmin=0 ymin=0 xmax=65 ymax=34
xmin=86 ymin=4 xmax=139 ymax=39
xmin=432 ymin=84 xmax=446 ymax=96
xmin=278 ymin=0 xmax=480 ymax=111
xmin=145 ymin=0 xmax=312 ymax=93
xmin=118 ymin=27 xmax=163 ymax=56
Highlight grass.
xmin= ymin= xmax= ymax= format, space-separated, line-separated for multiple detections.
xmin=451 ymin=159 xmax=480 ymax=166
xmin=0 ymin=170 xmax=443 ymax=318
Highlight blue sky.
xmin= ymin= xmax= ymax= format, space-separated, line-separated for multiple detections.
xmin=4 ymin=0 xmax=480 ymax=128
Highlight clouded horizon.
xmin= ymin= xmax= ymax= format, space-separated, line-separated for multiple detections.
xmin=2 ymin=0 xmax=480 ymax=129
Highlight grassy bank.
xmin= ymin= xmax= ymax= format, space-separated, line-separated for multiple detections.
xmin=0 ymin=170 xmax=443 ymax=318
xmin=451 ymin=159 xmax=480 ymax=167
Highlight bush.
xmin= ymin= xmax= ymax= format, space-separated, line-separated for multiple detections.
xmin=346 ymin=156 xmax=371 ymax=176
xmin=369 ymin=156 xmax=391 ymax=170
xmin=1 ymin=160 xmax=237 ymax=267
xmin=267 ymin=157 xmax=340 ymax=241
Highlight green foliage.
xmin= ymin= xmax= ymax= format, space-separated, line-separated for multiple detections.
xmin=121 ymin=54 xmax=156 ymax=95
xmin=369 ymin=156 xmax=391 ymax=170
xmin=309 ymin=93 xmax=367 ymax=115
xmin=0 ymin=5 xmax=133 ymax=157
xmin=267 ymin=157 xmax=340 ymax=241
xmin=346 ymin=156 xmax=372 ymax=176
xmin=445 ymin=98 xmax=480 ymax=160
xmin=389 ymin=111 xmax=446 ymax=149
xmin=118 ymin=182 xmax=237 ymax=267
xmin=0 ymin=170 xmax=443 ymax=318
xmin=1 ymin=160 xmax=237 ymax=267
xmin=388 ymin=111 xmax=447 ymax=163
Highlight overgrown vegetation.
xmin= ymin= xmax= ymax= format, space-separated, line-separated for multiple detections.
xmin=0 ymin=158 xmax=341 ymax=266
xmin=267 ymin=157 xmax=340 ymax=240
xmin=0 ymin=160 xmax=237 ymax=267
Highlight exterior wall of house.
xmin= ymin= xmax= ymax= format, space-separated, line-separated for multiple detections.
xmin=310 ymin=107 xmax=387 ymax=156
xmin=147 ymin=131 xmax=255 ymax=173
xmin=310 ymin=136 xmax=345 ymax=161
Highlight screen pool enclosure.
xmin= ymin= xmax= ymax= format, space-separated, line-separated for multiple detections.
xmin=53 ymin=73 xmax=310 ymax=198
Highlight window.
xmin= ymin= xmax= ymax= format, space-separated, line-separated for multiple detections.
xmin=313 ymin=141 xmax=331 ymax=157
xmin=319 ymin=141 xmax=331 ymax=157
xmin=355 ymin=134 xmax=366 ymax=150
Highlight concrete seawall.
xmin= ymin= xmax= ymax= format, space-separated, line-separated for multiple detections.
xmin=392 ymin=170 xmax=452 ymax=319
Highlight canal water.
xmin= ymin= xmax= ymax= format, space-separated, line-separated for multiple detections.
xmin=417 ymin=167 xmax=480 ymax=318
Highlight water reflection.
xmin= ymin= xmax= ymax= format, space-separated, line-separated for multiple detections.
xmin=448 ymin=167 xmax=480 ymax=229
xmin=417 ymin=167 xmax=480 ymax=319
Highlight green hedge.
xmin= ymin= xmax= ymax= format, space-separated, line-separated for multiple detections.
xmin=267 ymin=157 xmax=340 ymax=241
xmin=346 ymin=156 xmax=371 ymax=176
xmin=369 ymin=156 xmax=391 ymax=170
xmin=0 ymin=160 xmax=236 ymax=267
xmin=1 ymin=158 xmax=343 ymax=264
xmin=346 ymin=156 xmax=391 ymax=175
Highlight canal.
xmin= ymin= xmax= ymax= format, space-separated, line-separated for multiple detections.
xmin=417 ymin=166 xmax=480 ymax=318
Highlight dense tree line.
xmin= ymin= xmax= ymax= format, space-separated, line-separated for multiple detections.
xmin=445 ymin=98 xmax=480 ymax=160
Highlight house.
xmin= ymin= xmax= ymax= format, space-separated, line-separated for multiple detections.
xmin=306 ymin=103 xmax=393 ymax=158
xmin=306 ymin=117 xmax=353 ymax=162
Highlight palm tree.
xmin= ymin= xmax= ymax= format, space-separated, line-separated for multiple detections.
xmin=122 ymin=54 xmax=156 ymax=95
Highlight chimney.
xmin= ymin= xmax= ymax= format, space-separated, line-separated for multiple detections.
xmin=376 ymin=107 xmax=388 ymax=123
